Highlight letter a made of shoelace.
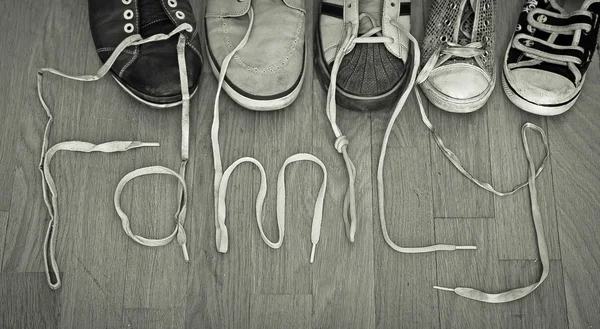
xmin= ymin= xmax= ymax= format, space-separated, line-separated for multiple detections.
xmin=37 ymin=24 xmax=193 ymax=290
xmin=373 ymin=17 xmax=550 ymax=302
xmin=210 ymin=8 xmax=328 ymax=262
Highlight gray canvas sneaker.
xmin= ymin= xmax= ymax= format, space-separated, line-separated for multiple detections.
xmin=205 ymin=0 xmax=307 ymax=111
xmin=417 ymin=0 xmax=495 ymax=113
xmin=502 ymin=0 xmax=600 ymax=116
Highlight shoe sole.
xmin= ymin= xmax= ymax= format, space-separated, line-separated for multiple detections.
xmin=314 ymin=22 xmax=410 ymax=112
xmin=112 ymin=74 xmax=200 ymax=109
xmin=205 ymin=39 xmax=307 ymax=112
xmin=501 ymin=65 xmax=581 ymax=116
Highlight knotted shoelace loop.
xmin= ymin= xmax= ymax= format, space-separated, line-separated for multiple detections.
xmin=324 ymin=16 xmax=396 ymax=243
xmin=211 ymin=9 xmax=328 ymax=262
xmin=37 ymin=24 xmax=193 ymax=290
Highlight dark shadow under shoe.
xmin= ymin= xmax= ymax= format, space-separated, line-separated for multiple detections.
xmin=89 ymin=0 xmax=203 ymax=107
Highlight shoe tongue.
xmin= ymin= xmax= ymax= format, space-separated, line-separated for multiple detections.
xmin=358 ymin=0 xmax=383 ymax=34
xmin=138 ymin=0 xmax=175 ymax=37
xmin=458 ymin=1 xmax=474 ymax=45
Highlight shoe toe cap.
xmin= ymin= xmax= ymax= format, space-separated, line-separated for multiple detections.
xmin=120 ymin=39 xmax=202 ymax=104
xmin=427 ymin=63 xmax=491 ymax=100
xmin=335 ymin=43 xmax=406 ymax=98
xmin=506 ymin=67 xmax=577 ymax=105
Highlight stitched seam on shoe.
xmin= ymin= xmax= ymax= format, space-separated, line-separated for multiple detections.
xmin=97 ymin=47 xmax=136 ymax=55
xmin=187 ymin=42 xmax=202 ymax=58
xmin=230 ymin=15 xmax=304 ymax=75
xmin=120 ymin=51 xmax=138 ymax=76
xmin=141 ymin=17 xmax=170 ymax=29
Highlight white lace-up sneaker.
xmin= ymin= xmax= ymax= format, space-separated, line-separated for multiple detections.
xmin=417 ymin=0 xmax=495 ymax=113
xmin=502 ymin=0 xmax=600 ymax=116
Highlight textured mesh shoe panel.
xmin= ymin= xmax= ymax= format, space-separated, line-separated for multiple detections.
xmin=335 ymin=43 xmax=405 ymax=97
xmin=422 ymin=0 xmax=495 ymax=76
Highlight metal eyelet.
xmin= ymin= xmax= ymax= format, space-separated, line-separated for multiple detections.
xmin=537 ymin=15 xmax=547 ymax=23
xmin=484 ymin=20 xmax=490 ymax=27
xmin=440 ymin=35 xmax=448 ymax=42
xmin=175 ymin=11 xmax=185 ymax=19
xmin=482 ymin=35 xmax=490 ymax=43
xmin=168 ymin=0 xmax=177 ymax=8
xmin=123 ymin=9 xmax=134 ymax=20
xmin=516 ymin=24 xmax=522 ymax=32
xmin=124 ymin=23 xmax=134 ymax=33
xmin=451 ymin=3 xmax=458 ymax=9
xmin=122 ymin=0 xmax=131 ymax=4
xmin=444 ymin=19 xmax=451 ymax=26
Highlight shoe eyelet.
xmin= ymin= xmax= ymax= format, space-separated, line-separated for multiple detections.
xmin=444 ymin=19 xmax=451 ymax=26
xmin=390 ymin=2 xmax=395 ymax=7
xmin=451 ymin=3 xmax=458 ymax=10
xmin=124 ymin=23 xmax=134 ymax=33
xmin=122 ymin=0 xmax=132 ymax=4
xmin=537 ymin=14 xmax=547 ymax=23
xmin=482 ymin=50 xmax=488 ymax=58
xmin=168 ymin=0 xmax=177 ymax=8
xmin=484 ymin=3 xmax=490 ymax=10
xmin=175 ymin=11 xmax=185 ymax=19
xmin=440 ymin=35 xmax=448 ymax=42
xmin=516 ymin=24 xmax=522 ymax=31
xmin=482 ymin=35 xmax=490 ymax=43
xmin=483 ymin=20 xmax=490 ymax=27
xmin=123 ymin=9 xmax=134 ymax=20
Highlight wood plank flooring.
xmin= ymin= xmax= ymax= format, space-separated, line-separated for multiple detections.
xmin=1 ymin=0 xmax=599 ymax=328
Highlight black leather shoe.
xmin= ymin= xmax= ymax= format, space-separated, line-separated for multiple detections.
xmin=88 ymin=0 xmax=202 ymax=107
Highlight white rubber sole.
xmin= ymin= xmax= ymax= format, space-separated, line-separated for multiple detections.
xmin=112 ymin=75 xmax=199 ymax=109
xmin=501 ymin=67 xmax=581 ymax=117
xmin=419 ymin=78 xmax=495 ymax=113
xmin=207 ymin=47 xmax=307 ymax=112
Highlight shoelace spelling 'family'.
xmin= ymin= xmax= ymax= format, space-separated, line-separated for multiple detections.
xmin=34 ymin=0 xmax=600 ymax=306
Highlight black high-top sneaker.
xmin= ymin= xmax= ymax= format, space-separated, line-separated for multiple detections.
xmin=503 ymin=0 xmax=600 ymax=116
xmin=88 ymin=0 xmax=203 ymax=107
xmin=315 ymin=0 xmax=412 ymax=112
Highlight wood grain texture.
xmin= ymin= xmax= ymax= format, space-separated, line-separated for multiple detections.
xmin=250 ymin=295 xmax=312 ymax=329
xmin=251 ymin=1 xmax=316 ymax=295
xmin=0 ymin=273 xmax=58 ymax=329
xmin=490 ymin=0 xmax=561 ymax=261
xmin=548 ymin=55 xmax=600 ymax=328
xmin=1 ymin=0 xmax=600 ymax=328
xmin=0 ymin=212 xmax=8 ymax=271
xmin=435 ymin=218 xmax=568 ymax=329
xmin=311 ymin=68 xmax=376 ymax=329
xmin=123 ymin=308 xmax=186 ymax=329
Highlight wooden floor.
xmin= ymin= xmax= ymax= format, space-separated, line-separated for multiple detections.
xmin=1 ymin=0 xmax=599 ymax=328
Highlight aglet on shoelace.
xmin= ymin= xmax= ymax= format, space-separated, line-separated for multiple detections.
xmin=210 ymin=8 xmax=328 ymax=263
xmin=37 ymin=24 xmax=193 ymax=290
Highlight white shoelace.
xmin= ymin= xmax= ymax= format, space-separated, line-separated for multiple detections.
xmin=211 ymin=8 xmax=327 ymax=262
xmin=409 ymin=5 xmax=550 ymax=302
xmin=37 ymin=24 xmax=193 ymax=290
